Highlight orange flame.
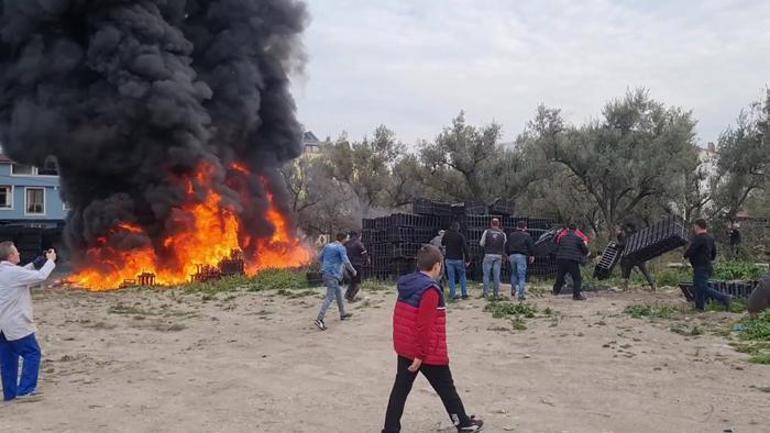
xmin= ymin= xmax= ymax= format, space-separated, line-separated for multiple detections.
xmin=70 ymin=163 xmax=312 ymax=291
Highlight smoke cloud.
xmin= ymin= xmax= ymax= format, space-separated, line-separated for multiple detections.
xmin=0 ymin=0 xmax=308 ymax=270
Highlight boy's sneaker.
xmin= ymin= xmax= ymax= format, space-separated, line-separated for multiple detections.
xmin=461 ymin=295 xmax=469 ymax=300
xmin=340 ymin=313 xmax=353 ymax=321
xmin=314 ymin=319 xmax=327 ymax=330
xmin=457 ymin=416 xmax=484 ymax=432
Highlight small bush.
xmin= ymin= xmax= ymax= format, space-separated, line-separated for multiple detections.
xmin=655 ymin=268 xmax=691 ymax=287
xmin=713 ymin=261 xmax=764 ymax=280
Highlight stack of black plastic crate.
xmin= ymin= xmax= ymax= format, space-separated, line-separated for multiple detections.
xmin=362 ymin=199 xmax=557 ymax=281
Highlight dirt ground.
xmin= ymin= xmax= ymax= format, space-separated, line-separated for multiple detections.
xmin=1 ymin=281 xmax=769 ymax=433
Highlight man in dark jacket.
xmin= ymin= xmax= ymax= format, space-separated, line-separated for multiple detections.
xmin=684 ymin=219 xmax=731 ymax=311
xmin=553 ymin=223 xmax=589 ymax=301
xmin=616 ymin=224 xmax=656 ymax=291
xmin=479 ymin=218 xmax=506 ymax=298
xmin=382 ymin=245 xmax=484 ymax=433
xmin=442 ymin=222 xmax=470 ymax=300
xmin=506 ymin=221 xmax=535 ymax=300
xmin=344 ymin=231 xmax=368 ymax=302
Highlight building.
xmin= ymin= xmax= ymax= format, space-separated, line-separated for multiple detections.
xmin=302 ymin=131 xmax=323 ymax=156
xmin=0 ymin=152 xmax=67 ymax=228
xmin=0 ymin=149 xmax=67 ymax=261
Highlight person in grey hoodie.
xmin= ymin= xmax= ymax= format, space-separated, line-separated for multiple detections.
xmin=479 ymin=218 xmax=506 ymax=298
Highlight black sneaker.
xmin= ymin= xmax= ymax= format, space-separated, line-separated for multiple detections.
xmin=573 ymin=294 xmax=587 ymax=301
xmin=461 ymin=295 xmax=469 ymax=300
xmin=314 ymin=319 xmax=327 ymax=330
xmin=340 ymin=313 xmax=353 ymax=321
xmin=457 ymin=416 xmax=484 ymax=432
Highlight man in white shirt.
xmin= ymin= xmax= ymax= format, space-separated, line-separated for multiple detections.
xmin=0 ymin=241 xmax=56 ymax=402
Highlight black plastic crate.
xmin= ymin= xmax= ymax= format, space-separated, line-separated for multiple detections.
xmin=463 ymin=202 xmax=488 ymax=215
xmin=386 ymin=226 xmax=415 ymax=242
xmin=388 ymin=242 xmax=421 ymax=258
xmin=489 ymin=200 xmax=515 ymax=216
xmin=412 ymin=199 xmax=453 ymax=216
xmin=593 ymin=241 xmax=622 ymax=280
xmin=374 ymin=216 xmax=390 ymax=229
xmin=620 ymin=217 xmax=688 ymax=264
xmin=362 ymin=218 xmax=376 ymax=229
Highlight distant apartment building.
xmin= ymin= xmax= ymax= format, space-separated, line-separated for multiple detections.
xmin=302 ymin=130 xmax=323 ymax=156
xmin=0 ymin=151 xmax=67 ymax=228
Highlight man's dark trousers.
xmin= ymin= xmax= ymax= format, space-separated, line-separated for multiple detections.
xmin=383 ymin=356 xmax=471 ymax=433
xmin=345 ymin=264 xmax=363 ymax=300
xmin=693 ymin=266 xmax=730 ymax=310
xmin=553 ymin=259 xmax=582 ymax=297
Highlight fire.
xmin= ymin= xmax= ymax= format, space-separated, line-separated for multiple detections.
xmin=70 ymin=163 xmax=312 ymax=291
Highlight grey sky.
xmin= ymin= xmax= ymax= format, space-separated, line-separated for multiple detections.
xmin=291 ymin=0 xmax=770 ymax=146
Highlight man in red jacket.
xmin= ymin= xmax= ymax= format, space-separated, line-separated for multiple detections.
xmin=382 ymin=245 xmax=484 ymax=433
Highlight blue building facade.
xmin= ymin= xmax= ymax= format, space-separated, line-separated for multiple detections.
xmin=0 ymin=152 xmax=67 ymax=228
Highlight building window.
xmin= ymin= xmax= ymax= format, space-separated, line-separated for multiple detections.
xmin=38 ymin=156 xmax=59 ymax=176
xmin=11 ymin=164 xmax=34 ymax=175
xmin=0 ymin=186 xmax=12 ymax=209
xmin=25 ymin=188 xmax=45 ymax=215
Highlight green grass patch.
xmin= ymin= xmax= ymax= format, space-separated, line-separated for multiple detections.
xmin=248 ymin=268 xmax=309 ymax=292
xmin=183 ymin=275 xmax=254 ymax=294
xmin=733 ymin=310 xmax=770 ymax=364
xmin=484 ymin=301 xmax=538 ymax=319
xmin=670 ymin=323 xmax=704 ymax=336
xmin=624 ymin=304 xmax=681 ymax=320
xmin=713 ymin=261 xmax=764 ymax=280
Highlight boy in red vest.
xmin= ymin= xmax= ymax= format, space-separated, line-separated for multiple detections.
xmin=382 ymin=244 xmax=484 ymax=433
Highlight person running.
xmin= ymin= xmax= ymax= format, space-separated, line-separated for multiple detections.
xmin=344 ymin=231 xmax=369 ymax=302
xmin=314 ymin=233 xmax=356 ymax=331
xmin=0 ymin=242 xmax=57 ymax=402
xmin=616 ymin=224 xmax=656 ymax=291
xmin=683 ymin=219 xmax=731 ymax=311
xmin=479 ymin=218 xmax=506 ymax=298
xmin=552 ymin=223 xmax=589 ymax=301
xmin=506 ymin=220 xmax=535 ymax=301
xmin=382 ymin=245 xmax=484 ymax=433
xmin=442 ymin=222 xmax=469 ymax=300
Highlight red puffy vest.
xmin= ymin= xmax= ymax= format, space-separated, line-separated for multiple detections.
xmin=392 ymin=272 xmax=449 ymax=366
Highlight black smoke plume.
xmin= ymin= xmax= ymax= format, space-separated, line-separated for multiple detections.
xmin=0 ymin=0 xmax=308 ymax=271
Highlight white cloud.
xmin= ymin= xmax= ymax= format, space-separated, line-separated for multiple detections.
xmin=292 ymin=0 xmax=770 ymax=145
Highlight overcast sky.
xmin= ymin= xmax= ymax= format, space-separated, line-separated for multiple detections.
xmin=291 ymin=0 xmax=770 ymax=146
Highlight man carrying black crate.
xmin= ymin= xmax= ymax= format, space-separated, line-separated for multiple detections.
xmin=616 ymin=224 xmax=656 ymax=291
xmin=683 ymin=219 xmax=731 ymax=311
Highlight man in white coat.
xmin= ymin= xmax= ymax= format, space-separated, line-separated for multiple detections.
xmin=0 ymin=241 xmax=56 ymax=402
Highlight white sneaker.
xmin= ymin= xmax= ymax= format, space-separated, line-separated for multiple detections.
xmin=15 ymin=392 xmax=43 ymax=403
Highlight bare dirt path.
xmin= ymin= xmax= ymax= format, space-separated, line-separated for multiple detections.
xmin=1 ymin=284 xmax=768 ymax=433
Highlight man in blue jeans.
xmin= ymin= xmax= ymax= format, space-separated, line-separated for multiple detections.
xmin=0 ymin=242 xmax=57 ymax=402
xmin=315 ymin=233 xmax=356 ymax=331
xmin=684 ymin=219 xmax=731 ymax=311
xmin=506 ymin=221 xmax=535 ymax=301
xmin=442 ymin=222 xmax=469 ymax=300
xmin=480 ymin=218 xmax=506 ymax=298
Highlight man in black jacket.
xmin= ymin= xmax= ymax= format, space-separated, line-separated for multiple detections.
xmin=553 ymin=223 xmax=589 ymax=301
xmin=442 ymin=222 xmax=470 ymax=300
xmin=506 ymin=221 xmax=535 ymax=300
xmin=684 ymin=219 xmax=730 ymax=311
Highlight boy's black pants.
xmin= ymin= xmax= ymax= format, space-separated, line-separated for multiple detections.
xmin=383 ymin=356 xmax=470 ymax=433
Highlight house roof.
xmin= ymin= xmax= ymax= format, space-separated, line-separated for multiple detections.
xmin=0 ymin=154 xmax=13 ymax=163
